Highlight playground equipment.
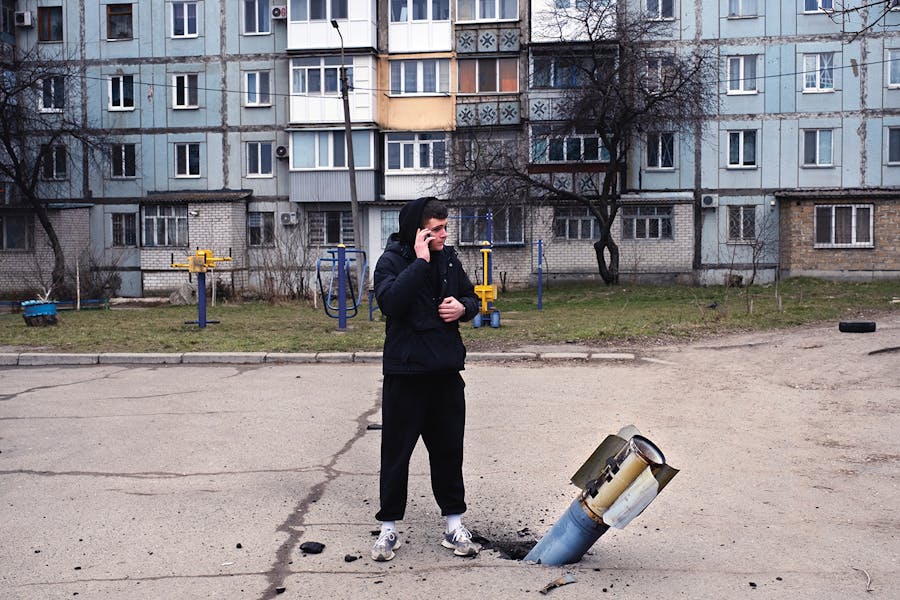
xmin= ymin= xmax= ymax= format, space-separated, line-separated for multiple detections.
xmin=316 ymin=245 xmax=367 ymax=330
xmin=171 ymin=249 xmax=232 ymax=328
xmin=472 ymin=242 xmax=500 ymax=328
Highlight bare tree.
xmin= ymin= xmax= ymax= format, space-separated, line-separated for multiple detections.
xmin=444 ymin=1 xmax=714 ymax=284
xmin=831 ymin=1 xmax=899 ymax=38
xmin=0 ymin=44 xmax=113 ymax=296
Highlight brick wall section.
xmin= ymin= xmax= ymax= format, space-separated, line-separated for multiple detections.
xmin=142 ymin=201 xmax=248 ymax=294
xmin=0 ymin=207 xmax=90 ymax=295
xmin=780 ymin=198 xmax=900 ymax=277
xmin=449 ymin=204 xmax=694 ymax=288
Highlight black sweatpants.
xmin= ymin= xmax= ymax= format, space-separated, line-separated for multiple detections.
xmin=375 ymin=372 xmax=467 ymax=522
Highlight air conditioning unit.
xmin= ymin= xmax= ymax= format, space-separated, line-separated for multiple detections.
xmin=14 ymin=11 xmax=32 ymax=27
xmin=280 ymin=212 xmax=298 ymax=226
xmin=701 ymin=194 xmax=719 ymax=209
xmin=275 ymin=145 xmax=289 ymax=159
xmin=271 ymin=6 xmax=287 ymax=19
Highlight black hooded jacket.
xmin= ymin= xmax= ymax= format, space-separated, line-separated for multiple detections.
xmin=374 ymin=198 xmax=479 ymax=374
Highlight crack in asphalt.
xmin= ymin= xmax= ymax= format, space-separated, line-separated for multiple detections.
xmin=258 ymin=394 xmax=381 ymax=600
xmin=0 ymin=367 xmax=131 ymax=401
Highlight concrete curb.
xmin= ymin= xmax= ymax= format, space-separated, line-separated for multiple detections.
xmin=0 ymin=351 xmax=649 ymax=367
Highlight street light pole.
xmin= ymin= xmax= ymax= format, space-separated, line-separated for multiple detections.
xmin=331 ymin=19 xmax=364 ymax=288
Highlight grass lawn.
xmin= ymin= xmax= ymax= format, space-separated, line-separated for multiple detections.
xmin=0 ymin=278 xmax=896 ymax=353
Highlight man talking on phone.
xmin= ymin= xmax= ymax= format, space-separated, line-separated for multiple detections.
xmin=370 ymin=197 xmax=481 ymax=561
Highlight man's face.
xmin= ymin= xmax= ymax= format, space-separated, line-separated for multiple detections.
xmin=422 ymin=217 xmax=449 ymax=252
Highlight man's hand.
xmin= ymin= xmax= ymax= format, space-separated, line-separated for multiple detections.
xmin=414 ymin=228 xmax=433 ymax=261
xmin=438 ymin=296 xmax=465 ymax=323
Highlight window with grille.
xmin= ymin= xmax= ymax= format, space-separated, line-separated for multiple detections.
xmin=248 ymin=211 xmax=275 ymax=246
xmin=727 ymin=205 xmax=756 ymax=241
xmin=111 ymin=213 xmax=137 ymax=247
xmin=308 ymin=211 xmax=353 ymax=245
xmin=458 ymin=206 xmax=523 ymax=246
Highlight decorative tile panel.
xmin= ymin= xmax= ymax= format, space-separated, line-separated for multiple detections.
xmin=499 ymin=101 xmax=520 ymax=124
xmin=551 ymin=173 xmax=574 ymax=192
xmin=456 ymin=30 xmax=476 ymax=53
xmin=479 ymin=103 xmax=498 ymax=125
xmin=456 ymin=104 xmax=477 ymax=126
xmin=529 ymin=97 xmax=552 ymax=120
xmin=577 ymin=173 xmax=601 ymax=194
xmin=477 ymin=29 xmax=498 ymax=52
xmin=499 ymin=29 xmax=520 ymax=52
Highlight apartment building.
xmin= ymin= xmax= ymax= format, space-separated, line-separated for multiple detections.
xmin=0 ymin=1 xmax=897 ymax=300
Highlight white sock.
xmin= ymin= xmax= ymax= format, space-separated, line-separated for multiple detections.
xmin=380 ymin=521 xmax=396 ymax=534
xmin=446 ymin=514 xmax=462 ymax=533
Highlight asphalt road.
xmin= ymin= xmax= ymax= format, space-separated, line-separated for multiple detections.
xmin=1 ymin=316 xmax=897 ymax=599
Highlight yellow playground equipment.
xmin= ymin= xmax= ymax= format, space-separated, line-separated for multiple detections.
xmin=473 ymin=242 xmax=500 ymax=328
xmin=171 ymin=249 xmax=232 ymax=328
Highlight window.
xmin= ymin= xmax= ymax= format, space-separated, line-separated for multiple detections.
xmin=386 ymin=133 xmax=447 ymax=171
xmin=245 ymin=71 xmax=272 ymax=106
xmin=143 ymin=204 xmax=188 ymax=247
xmin=175 ymin=142 xmax=201 ymax=177
xmin=530 ymin=126 xmax=610 ymax=164
xmin=457 ymin=58 xmax=518 ymax=93
xmin=727 ymin=205 xmax=756 ymax=241
xmin=1 ymin=2 xmax=14 ymax=36
xmin=309 ymin=210 xmax=353 ymax=245
xmin=244 ymin=0 xmax=271 ymax=34
xmin=456 ymin=0 xmax=518 ymax=21
xmin=172 ymin=2 xmax=198 ymax=38
xmin=390 ymin=60 xmax=450 ymax=95
xmin=814 ymin=204 xmax=872 ymax=247
xmin=728 ymin=0 xmax=756 ymax=17
xmin=248 ymin=211 xmax=275 ymax=246
xmin=532 ymin=55 xmax=597 ymax=89
xmin=107 ymin=4 xmax=134 ymax=40
xmin=40 ymin=76 xmax=65 ymax=111
xmin=803 ymin=52 xmax=834 ymax=91
xmin=110 ymin=143 xmax=137 ymax=178
xmin=247 ymin=142 xmax=273 ymax=176
xmin=728 ymin=130 xmax=757 ymax=167
xmin=111 ymin=213 xmax=137 ymax=247
xmin=727 ymin=55 xmax=757 ymax=94
xmin=290 ymin=0 xmax=348 ymax=21
xmin=291 ymin=57 xmax=353 ymax=96
xmin=37 ymin=7 xmax=63 ymax=42
xmin=0 ymin=215 xmax=33 ymax=250
xmin=889 ymin=49 xmax=900 ymax=88
xmin=381 ymin=209 xmax=400 ymax=249
xmin=391 ymin=0 xmax=450 ymax=21
xmin=646 ymin=55 xmax=675 ymax=92
xmin=889 ymin=128 xmax=900 ymax=164
xmin=41 ymin=145 xmax=67 ymax=180
xmin=803 ymin=129 xmax=833 ymax=166
xmin=459 ymin=205 xmax=523 ymax=245
xmin=621 ymin=206 xmax=673 ymax=240
xmin=555 ymin=207 xmax=598 ymax=240
xmin=172 ymin=74 xmax=199 ymax=108
xmin=646 ymin=132 xmax=674 ymax=169
xmin=291 ymin=130 xmax=371 ymax=169
xmin=109 ymin=75 xmax=135 ymax=110
xmin=646 ymin=0 xmax=674 ymax=19
xmin=804 ymin=0 xmax=832 ymax=12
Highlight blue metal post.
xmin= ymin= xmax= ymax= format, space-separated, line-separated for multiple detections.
xmin=197 ymin=271 xmax=207 ymax=329
xmin=337 ymin=245 xmax=347 ymax=330
xmin=485 ymin=211 xmax=493 ymax=285
xmin=537 ymin=239 xmax=543 ymax=311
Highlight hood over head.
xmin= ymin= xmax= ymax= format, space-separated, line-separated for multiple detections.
xmin=397 ymin=197 xmax=430 ymax=247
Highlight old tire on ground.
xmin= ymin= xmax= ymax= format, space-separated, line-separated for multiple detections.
xmin=838 ymin=321 xmax=876 ymax=333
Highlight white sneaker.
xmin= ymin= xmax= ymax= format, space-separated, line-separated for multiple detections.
xmin=441 ymin=525 xmax=480 ymax=557
xmin=371 ymin=529 xmax=401 ymax=561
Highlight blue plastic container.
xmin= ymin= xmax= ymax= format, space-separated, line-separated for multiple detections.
xmin=21 ymin=300 xmax=58 ymax=326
